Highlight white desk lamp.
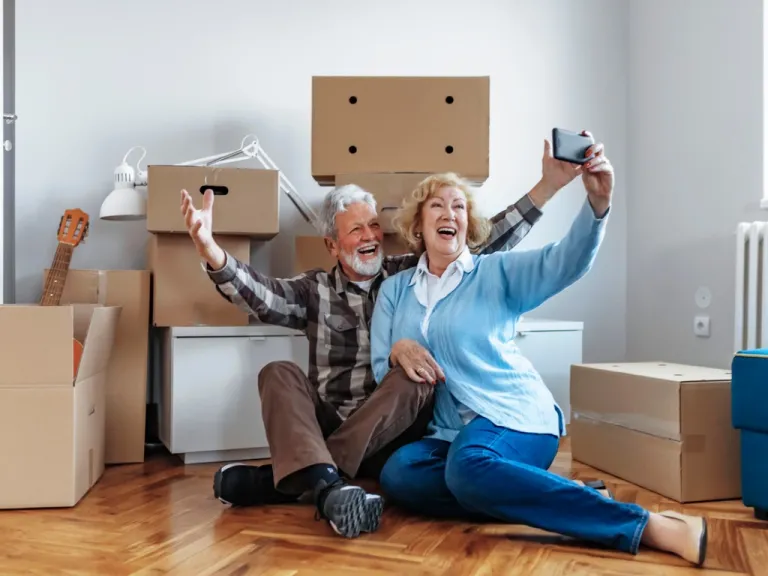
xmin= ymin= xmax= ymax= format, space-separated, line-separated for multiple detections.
xmin=99 ymin=134 xmax=321 ymax=231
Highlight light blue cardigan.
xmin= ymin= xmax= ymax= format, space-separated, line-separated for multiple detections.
xmin=370 ymin=198 xmax=609 ymax=442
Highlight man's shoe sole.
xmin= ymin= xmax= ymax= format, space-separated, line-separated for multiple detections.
xmin=362 ymin=494 xmax=384 ymax=533
xmin=326 ymin=487 xmax=384 ymax=538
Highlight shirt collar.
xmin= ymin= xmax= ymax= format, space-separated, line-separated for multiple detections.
xmin=409 ymin=246 xmax=474 ymax=286
xmin=332 ymin=262 xmax=383 ymax=295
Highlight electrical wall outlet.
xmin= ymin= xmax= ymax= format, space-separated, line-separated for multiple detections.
xmin=694 ymin=315 xmax=710 ymax=337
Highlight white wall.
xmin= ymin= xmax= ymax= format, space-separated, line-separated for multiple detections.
xmin=16 ymin=0 xmax=629 ymax=363
xmin=626 ymin=0 xmax=765 ymax=369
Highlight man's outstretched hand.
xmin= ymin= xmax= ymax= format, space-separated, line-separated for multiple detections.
xmin=180 ymin=188 xmax=226 ymax=270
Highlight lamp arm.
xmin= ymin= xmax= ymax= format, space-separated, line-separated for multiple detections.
xmin=174 ymin=139 xmax=322 ymax=232
xmin=123 ymin=136 xmax=322 ymax=233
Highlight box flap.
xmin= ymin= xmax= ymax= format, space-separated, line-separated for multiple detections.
xmin=0 ymin=305 xmax=76 ymax=386
xmin=75 ymin=306 xmax=121 ymax=383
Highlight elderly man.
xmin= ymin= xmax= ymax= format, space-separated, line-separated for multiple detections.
xmin=180 ymin=161 xmax=571 ymax=538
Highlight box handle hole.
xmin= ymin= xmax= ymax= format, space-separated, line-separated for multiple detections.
xmin=445 ymin=145 xmax=454 ymax=154
xmin=200 ymin=185 xmax=229 ymax=196
xmin=349 ymin=145 xmax=358 ymax=154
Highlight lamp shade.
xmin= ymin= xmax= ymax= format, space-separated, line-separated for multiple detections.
xmin=100 ymin=160 xmax=147 ymax=220
xmin=100 ymin=186 xmax=146 ymax=221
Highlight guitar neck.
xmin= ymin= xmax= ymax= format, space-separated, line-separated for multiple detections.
xmin=40 ymin=242 xmax=74 ymax=306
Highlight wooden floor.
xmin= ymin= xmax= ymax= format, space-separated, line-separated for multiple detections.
xmin=0 ymin=440 xmax=765 ymax=576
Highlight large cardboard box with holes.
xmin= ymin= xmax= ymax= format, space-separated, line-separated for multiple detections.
xmin=149 ymin=234 xmax=250 ymax=327
xmin=44 ymin=269 xmax=150 ymax=464
xmin=294 ymin=235 xmax=409 ymax=275
xmin=146 ymin=165 xmax=279 ymax=239
xmin=335 ymin=173 xmax=429 ymax=233
xmin=0 ymin=304 xmax=120 ymax=509
xmin=312 ymin=76 xmax=489 ymax=185
xmin=570 ymin=362 xmax=741 ymax=502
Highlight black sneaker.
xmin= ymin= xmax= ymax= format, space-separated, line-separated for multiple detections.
xmin=314 ymin=479 xmax=385 ymax=538
xmin=213 ymin=463 xmax=298 ymax=507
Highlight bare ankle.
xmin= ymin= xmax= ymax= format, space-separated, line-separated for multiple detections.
xmin=641 ymin=513 xmax=688 ymax=555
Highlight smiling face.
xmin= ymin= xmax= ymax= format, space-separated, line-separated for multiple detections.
xmin=418 ymin=186 xmax=469 ymax=260
xmin=326 ymin=201 xmax=384 ymax=281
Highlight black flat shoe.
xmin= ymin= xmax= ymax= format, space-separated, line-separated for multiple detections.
xmin=213 ymin=463 xmax=298 ymax=507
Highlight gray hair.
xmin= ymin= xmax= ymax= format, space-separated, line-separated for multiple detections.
xmin=320 ymin=184 xmax=377 ymax=238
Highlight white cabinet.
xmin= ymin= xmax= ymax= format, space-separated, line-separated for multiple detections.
xmin=158 ymin=325 xmax=308 ymax=464
xmin=514 ymin=319 xmax=583 ymax=424
xmin=156 ymin=319 xmax=582 ymax=465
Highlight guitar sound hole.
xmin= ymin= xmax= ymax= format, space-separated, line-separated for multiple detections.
xmin=200 ymin=185 xmax=229 ymax=196
xmin=349 ymin=146 xmax=357 ymax=154
xmin=445 ymin=146 xmax=454 ymax=154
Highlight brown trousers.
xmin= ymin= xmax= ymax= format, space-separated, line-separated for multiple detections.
xmin=258 ymin=361 xmax=434 ymax=494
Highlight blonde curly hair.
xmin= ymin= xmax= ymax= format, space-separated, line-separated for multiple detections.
xmin=392 ymin=172 xmax=492 ymax=255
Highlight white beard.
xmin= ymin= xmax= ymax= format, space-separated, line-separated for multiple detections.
xmin=341 ymin=248 xmax=383 ymax=277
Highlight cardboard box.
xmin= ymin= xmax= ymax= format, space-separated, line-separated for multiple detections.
xmin=44 ymin=269 xmax=151 ymax=464
xmin=147 ymin=165 xmax=279 ymax=239
xmin=570 ymin=362 xmax=741 ymax=502
xmin=312 ymin=76 xmax=490 ymax=185
xmin=294 ymin=235 xmax=409 ymax=275
xmin=336 ymin=173 xmax=429 ymax=233
xmin=0 ymin=304 xmax=120 ymax=508
xmin=149 ymin=234 xmax=250 ymax=327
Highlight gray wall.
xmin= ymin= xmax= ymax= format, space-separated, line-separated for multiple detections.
xmin=626 ymin=0 xmax=765 ymax=369
xmin=16 ymin=0 xmax=629 ymax=363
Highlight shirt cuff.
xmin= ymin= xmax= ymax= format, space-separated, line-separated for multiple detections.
xmin=518 ymin=193 xmax=543 ymax=224
xmin=203 ymin=252 xmax=237 ymax=284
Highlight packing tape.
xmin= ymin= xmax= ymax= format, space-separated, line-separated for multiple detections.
xmin=572 ymin=410 xmax=681 ymax=442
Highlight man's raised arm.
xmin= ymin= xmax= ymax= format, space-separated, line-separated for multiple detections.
xmin=181 ymin=188 xmax=310 ymax=332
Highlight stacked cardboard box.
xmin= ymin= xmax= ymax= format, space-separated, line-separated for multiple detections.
xmin=43 ymin=269 xmax=151 ymax=465
xmin=570 ymin=362 xmax=741 ymax=503
xmin=297 ymin=76 xmax=490 ymax=271
xmin=146 ymin=164 xmax=280 ymax=327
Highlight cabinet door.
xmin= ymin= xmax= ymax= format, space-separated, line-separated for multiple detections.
xmin=514 ymin=330 xmax=582 ymax=424
xmin=169 ymin=335 xmax=308 ymax=454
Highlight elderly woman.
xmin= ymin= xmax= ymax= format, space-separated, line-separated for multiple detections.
xmin=369 ymin=137 xmax=708 ymax=567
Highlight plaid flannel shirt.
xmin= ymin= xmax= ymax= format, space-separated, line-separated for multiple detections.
xmin=206 ymin=193 xmax=542 ymax=420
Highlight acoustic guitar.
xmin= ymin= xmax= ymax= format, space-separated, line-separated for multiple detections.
xmin=40 ymin=209 xmax=90 ymax=378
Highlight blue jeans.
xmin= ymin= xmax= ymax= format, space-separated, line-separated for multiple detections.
xmin=379 ymin=416 xmax=650 ymax=554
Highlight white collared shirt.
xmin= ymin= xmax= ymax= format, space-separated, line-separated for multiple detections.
xmin=410 ymin=247 xmax=475 ymax=339
xmin=409 ymin=247 xmax=478 ymax=425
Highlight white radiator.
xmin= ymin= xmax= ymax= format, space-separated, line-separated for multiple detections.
xmin=735 ymin=221 xmax=768 ymax=351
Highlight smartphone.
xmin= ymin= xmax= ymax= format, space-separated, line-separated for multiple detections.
xmin=552 ymin=128 xmax=594 ymax=165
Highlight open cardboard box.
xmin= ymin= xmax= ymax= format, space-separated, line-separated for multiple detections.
xmin=0 ymin=303 xmax=121 ymax=509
